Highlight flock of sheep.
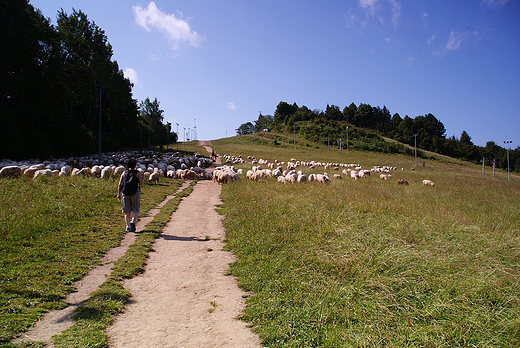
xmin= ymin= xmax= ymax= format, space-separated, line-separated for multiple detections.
xmin=219 ymin=154 xmax=435 ymax=186
xmin=0 ymin=150 xmax=435 ymax=188
xmin=0 ymin=151 xmax=213 ymax=183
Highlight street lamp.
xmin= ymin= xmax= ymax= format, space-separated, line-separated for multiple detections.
xmin=504 ymin=140 xmax=512 ymax=181
xmin=346 ymin=126 xmax=349 ymax=156
xmin=176 ymin=123 xmax=179 ymax=150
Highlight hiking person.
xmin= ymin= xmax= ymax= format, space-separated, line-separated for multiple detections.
xmin=117 ymin=158 xmax=144 ymax=232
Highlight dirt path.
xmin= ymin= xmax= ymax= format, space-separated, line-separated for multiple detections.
xmin=13 ymin=183 xmax=190 ymax=346
xmin=16 ymin=142 xmax=261 ymax=347
xmin=106 ymin=150 xmax=261 ymax=347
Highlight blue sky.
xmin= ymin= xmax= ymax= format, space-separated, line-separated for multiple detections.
xmin=30 ymin=0 xmax=519 ymax=148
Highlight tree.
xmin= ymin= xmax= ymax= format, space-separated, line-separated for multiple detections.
xmin=139 ymin=97 xmax=165 ymax=145
xmin=237 ymin=122 xmax=254 ymax=135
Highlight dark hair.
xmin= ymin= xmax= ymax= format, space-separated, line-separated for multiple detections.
xmin=128 ymin=158 xmax=137 ymax=169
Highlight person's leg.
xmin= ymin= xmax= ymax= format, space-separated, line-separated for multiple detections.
xmin=125 ymin=212 xmax=132 ymax=227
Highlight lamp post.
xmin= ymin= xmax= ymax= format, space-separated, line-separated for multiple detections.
xmin=504 ymin=140 xmax=512 ymax=181
xmin=96 ymin=85 xmax=107 ymax=165
xmin=183 ymin=127 xmax=186 ymax=150
xmin=166 ymin=122 xmax=171 ymax=151
xmin=346 ymin=126 xmax=349 ymax=156
xmin=176 ymin=123 xmax=179 ymax=150
xmin=414 ymin=134 xmax=418 ymax=167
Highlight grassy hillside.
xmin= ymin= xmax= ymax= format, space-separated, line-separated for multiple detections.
xmin=212 ymin=135 xmax=520 ymax=347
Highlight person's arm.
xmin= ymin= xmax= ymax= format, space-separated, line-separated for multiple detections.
xmin=117 ymin=172 xmax=125 ymax=200
xmin=137 ymin=170 xmax=144 ymax=185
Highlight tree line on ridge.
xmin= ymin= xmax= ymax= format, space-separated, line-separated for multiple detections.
xmin=238 ymin=101 xmax=518 ymax=172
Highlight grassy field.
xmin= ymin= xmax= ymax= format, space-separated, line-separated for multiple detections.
xmin=0 ymin=174 xmax=185 ymax=344
xmin=212 ymin=135 xmax=520 ymax=347
xmin=1 ymin=135 xmax=518 ymax=347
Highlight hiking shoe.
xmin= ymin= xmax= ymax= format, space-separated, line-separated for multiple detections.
xmin=126 ymin=226 xmax=132 ymax=232
xmin=130 ymin=220 xmax=136 ymax=232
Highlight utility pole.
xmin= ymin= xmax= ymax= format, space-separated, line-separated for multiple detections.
xmin=504 ymin=141 xmax=512 ymax=181
xmin=346 ymin=126 xmax=349 ymax=156
xmin=176 ymin=123 xmax=179 ymax=150
xmin=481 ymin=158 xmax=485 ymax=176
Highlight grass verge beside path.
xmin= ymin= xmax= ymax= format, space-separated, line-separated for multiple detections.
xmin=0 ymin=175 xmax=188 ymax=346
xmin=213 ymin=139 xmax=520 ymax=347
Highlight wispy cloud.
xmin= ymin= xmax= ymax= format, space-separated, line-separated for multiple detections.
xmin=352 ymin=0 xmax=401 ymax=28
xmin=446 ymin=30 xmax=470 ymax=51
xmin=388 ymin=0 xmax=401 ymax=28
xmin=359 ymin=0 xmax=379 ymax=16
xmin=481 ymin=0 xmax=510 ymax=8
xmin=427 ymin=35 xmax=436 ymax=45
xmin=227 ymin=102 xmax=238 ymax=110
xmin=133 ymin=2 xmax=203 ymax=51
xmin=123 ymin=68 xmax=139 ymax=84
xmin=421 ymin=12 xmax=429 ymax=27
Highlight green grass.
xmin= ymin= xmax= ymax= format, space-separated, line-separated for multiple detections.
xmin=214 ymin=136 xmax=520 ymax=347
xmin=0 ymin=175 xmax=185 ymax=344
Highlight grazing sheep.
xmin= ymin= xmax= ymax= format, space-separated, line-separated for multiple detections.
xmin=333 ymin=174 xmax=342 ymax=179
xmin=350 ymin=171 xmax=359 ymax=180
xmin=308 ymin=173 xmax=316 ymax=182
xmin=148 ymin=169 xmax=160 ymax=184
xmin=297 ymin=174 xmax=308 ymax=183
xmin=316 ymin=174 xmax=330 ymax=183
xmin=33 ymin=169 xmax=52 ymax=179
xmin=166 ymin=170 xmax=177 ymax=178
xmin=181 ymin=169 xmax=200 ymax=180
xmin=213 ymin=165 xmax=239 ymax=184
xmin=379 ymin=174 xmax=388 ymax=180
xmin=0 ymin=166 xmax=22 ymax=178
xmin=422 ymin=179 xmax=435 ymax=186
xmin=277 ymin=176 xmax=286 ymax=184
xmin=397 ymin=179 xmax=409 ymax=185
xmin=101 ymin=166 xmax=113 ymax=179
xmin=285 ymin=173 xmax=296 ymax=183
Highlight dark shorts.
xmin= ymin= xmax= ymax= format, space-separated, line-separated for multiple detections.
xmin=122 ymin=190 xmax=140 ymax=214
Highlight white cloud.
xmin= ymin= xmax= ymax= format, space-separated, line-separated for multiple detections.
xmin=355 ymin=0 xmax=400 ymax=28
xmin=406 ymin=56 xmax=415 ymax=65
xmin=123 ymin=68 xmax=139 ymax=84
xmin=133 ymin=2 xmax=203 ymax=51
xmin=481 ymin=0 xmax=510 ymax=8
xmin=227 ymin=102 xmax=238 ymax=110
xmin=388 ymin=0 xmax=401 ymax=28
xmin=359 ymin=0 xmax=379 ymax=16
xmin=421 ymin=12 xmax=429 ymax=27
xmin=446 ymin=30 xmax=470 ymax=50
xmin=427 ymin=35 xmax=436 ymax=45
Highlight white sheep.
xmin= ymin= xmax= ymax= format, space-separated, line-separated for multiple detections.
xmin=0 ymin=166 xmax=22 ymax=177
xmin=101 ymin=166 xmax=113 ymax=179
xmin=422 ymin=179 xmax=435 ymax=186
xmin=297 ymin=174 xmax=307 ymax=183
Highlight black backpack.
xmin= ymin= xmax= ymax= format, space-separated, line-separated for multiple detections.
xmin=121 ymin=169 xmax=139 ymax=196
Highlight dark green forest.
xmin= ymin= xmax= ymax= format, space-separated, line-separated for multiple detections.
xmin=0 ymin=0 xmax=176 ymax=160
xmin=238 ymin=101 xmax=519 ymax=172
